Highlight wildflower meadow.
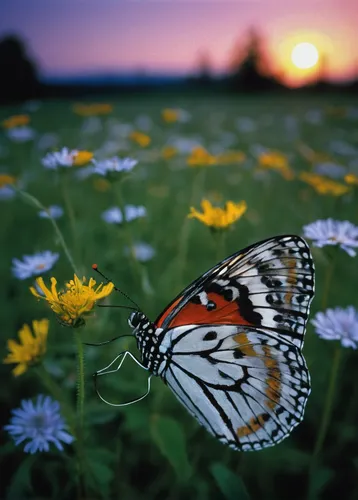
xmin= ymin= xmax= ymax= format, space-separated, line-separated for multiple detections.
xmin=1 ymin=94 xmax=358 ymax=500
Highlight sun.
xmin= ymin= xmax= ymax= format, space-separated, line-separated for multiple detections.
xmin=291 ymin=42 xmax=319 ymax=70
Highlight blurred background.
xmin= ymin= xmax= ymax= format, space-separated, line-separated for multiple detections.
xmin=1 ymin=0 xmax=358 ymax=101
xmin=1 ymin=1 xmax=358 ymax=500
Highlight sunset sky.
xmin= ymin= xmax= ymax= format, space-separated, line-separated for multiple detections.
xmin=0 ymin=0 xmax=357 ymax=86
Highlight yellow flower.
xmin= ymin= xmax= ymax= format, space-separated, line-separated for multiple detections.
xmin=161 ymin=145 xmax=178 ymax=160
xmin=258 ymin=151 xmax=294 ymax=180
xmin=216 ymin=151 xmax=246 ymax=165
xmin=188 ymin=199 xmax=247 ymax=230
xmin=345 ymin=173 xmax=358 ymax=186
xmin=72 ymin=150 xmax=93 ymax=166
xmin=0 ymin=174 xmax=16 ymax=188
xmin=161 ymin=108 xmax=179 ymax=123
xmin=2 ymin=114 xmax=30 ymax=129
xmin=73 ymin=103 xmax=113 ymax=116
xmin=3 ymin=319 xmax=49 ymax=376
xmin=30 ymin=275 xmax=114 ymax=328
xmin=299 ymin=172 xmax=350 ymax=196
xmin=129 ymin=131 xmax=151 ymax=147
xmin=187 ymin=147 xmax=217 ymax=167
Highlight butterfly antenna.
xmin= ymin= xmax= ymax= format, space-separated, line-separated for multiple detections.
xmin=92 ymin=264 xmax=141 ymax=311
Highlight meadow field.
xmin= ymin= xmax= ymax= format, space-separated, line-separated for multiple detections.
xmin=1 ymin=92 xmax=358 ymax=500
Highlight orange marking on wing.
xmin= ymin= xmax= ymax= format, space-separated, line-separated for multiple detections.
xmin=237 ymin=413 xmax=269 ymax=437
xmin=263 ymin=346 xmax=282 ymax=410
xmin=233 ymin=332 xmax=257 ymax=357
xmin=159 ymin=292 xmax=254 ymax=328
xmin=284 ymin=258 xmax=297 ymax=303
xmin=156 ymin=296 xmax=182 ymax=327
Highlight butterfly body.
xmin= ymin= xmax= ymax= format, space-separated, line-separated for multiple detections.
xmin=127 ymin=235 xmax=315 ymax=451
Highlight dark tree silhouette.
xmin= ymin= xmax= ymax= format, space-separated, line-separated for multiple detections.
xmin=0 ymin=35 xmax=40 ymax=103
xmin=228 ymin=28 xmax=280 ymax=92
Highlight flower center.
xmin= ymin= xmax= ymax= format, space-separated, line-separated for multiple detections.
xmin=36 ymin=263 xmax=46 ymax=270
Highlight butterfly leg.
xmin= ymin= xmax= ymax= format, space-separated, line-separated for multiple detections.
xmin=93 ymin=351 xmax=152 ymax=407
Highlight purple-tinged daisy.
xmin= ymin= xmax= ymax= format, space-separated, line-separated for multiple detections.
xmin=38 ymin=205 xmax=64 ymax=220
xmin=12 ymin=251 xmax=59 ymax=280
xmin=311 ymin=307 xmax=358 ymax=349
xmin=102 ymin=205 xmax=146 ymax=224
xmin=303 ymin=219 xmax=358 ymax=257
xmin=4 ymin=395 xmax=74 ymax=453
xmin=92 ymin=156 xmax=137 ymax=176
xmin=124 ymin=242 xmax=155 ymax=262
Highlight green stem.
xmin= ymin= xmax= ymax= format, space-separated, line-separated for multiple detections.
xmin=115 ymin=182 xmax=145 ymax=290
xmin=321 ymin=250 xmax=337 ymax=310
xmin=61 ymin=175 xmax=80 ymax=265
xmin=311 ymin=345 xmax=342 ymax=459
xmin=75 ymin=330 xmax=86 ymax=498
xmin=15 ymin=188 xmax=79 ymax=275
xmin=176 ymin=169 xmax=206 ymax=287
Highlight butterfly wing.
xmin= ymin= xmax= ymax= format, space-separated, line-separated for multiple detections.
xmin=161 ymin=324 xmax=310 ymax=451
xmin=155 ymin=235 xmax=315 ymax=349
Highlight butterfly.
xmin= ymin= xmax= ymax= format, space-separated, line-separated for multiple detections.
xmin=94 ymin=235 xmax=315 ymax=452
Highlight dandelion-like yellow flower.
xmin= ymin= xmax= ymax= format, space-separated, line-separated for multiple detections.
xmin=2 ymin=115 xmax=30 ymax=129
xmin=30 ymin=275 xmax=114 ymax=328
xmin=345 ymin=173 xmax=358 ymax=186
xmin=73 ymin=103 xmax=113 ymax=116
xmin=161 ymin=145 xmax=178 ymax=160
xmin=72 ymin=150 xmax=94 ymax=166
xmin=299 ymin=172 xmax=350 ymax=196
xmin=187 ymin=147 xmax=217 ymax=167
xmin=0 ymin=174 xmax=16 ymax=188
xmin=188 ymin=199 xmax=247 ymax=230
xmin=129 ymin=131 xmax=151 ymax=147
xmin=258 ymin=151 xmax=294 ymax=180
xmin=3 ymin=319 xmax=49 ymax=376
xmin=161 ymin=108 xmax=179 ymax=123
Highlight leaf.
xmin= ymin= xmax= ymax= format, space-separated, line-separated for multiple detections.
xmin=6 ymin=455 xmax=35 ymax=500
xmin=210 ymin=463 xmax=250 ymax=500
xmin=308 ymin=467 xmax=334 ymax=500
xmin=150 ymin=415 xmax=192 ymax=482
xmin=85 ymin=449 xmax=116 ymax=499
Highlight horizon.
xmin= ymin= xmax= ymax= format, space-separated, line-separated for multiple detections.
xmin=1 ymin=0 xmax=357 ymax=87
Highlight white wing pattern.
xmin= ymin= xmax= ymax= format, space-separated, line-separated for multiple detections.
xmin=151 ymin=235 xmax=315 ymax=451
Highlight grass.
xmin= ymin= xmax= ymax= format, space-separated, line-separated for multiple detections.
xmin=1 ymin=92 xmax=358 ymax=500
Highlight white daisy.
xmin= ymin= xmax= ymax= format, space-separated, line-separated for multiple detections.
xmin=0 ymin=185 xmax=15 ymax=200
xmin=124 ymin=242 xmax=155 ymax=262
xmin=303 ymin=219 xmax=358 ymax=257
xmin=102 ymin=205 xmax=146 ymax=224
xmin=12 ymin=251 xmax=59 ymax=280
xmin=313 ymin=162 xmax=346 ymax=179
xmin=311 ymin=307 xmax=358 ymax=349
xmin=92 ymin=157 xmax=137 ymax=176
xmin=38 ymin=205 xmax=64 ymax=220
xmin=42 ymin=148 xmax=78 ymax=169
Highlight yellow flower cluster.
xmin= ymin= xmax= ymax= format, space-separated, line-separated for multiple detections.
xmin=30 ymin=274 xmax=114 ymax=327
xmin=73 ymin=103 xmax=113 ymax=116
xmin=299 ymin=172 xmax=350 ymax=196
xmin=130 ymin=131 xmax=151 ymax=147
xmin=162 ymin=108 xmax=180 ymax=123
xmin=187 ymin=147 xmax=217 ymax=167
xmin=189 ymin=199 xmax=247 ymax=230
xmin=72 ymin=150 xmax=94 ymax=166
xmin=2 ymin=115 xmax=30 ymax=129
xmin=161 ymin=145 xmax=178 ymax=160
xmin=3 ymin=319 xmax=49 ymax=376
xmin=258 ymin=151 xmax=294 ymax=180
xmin=0 ymin=174 xmax=16 ymax=188
xmin=345 ymin=173 xmax=358 ymax=186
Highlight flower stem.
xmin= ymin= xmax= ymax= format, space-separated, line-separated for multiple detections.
xmin=15 ymin=187 xmax=79 ymax=275
xmin=61 ymin=174 xmax=80 ymax=265
xmin=74 ymin=330 xmax=86 ymax=498
xmin=321 ymin=249 xmax=337 ymax=310
xmin=313 ymin=345 xmax=342 ymax=459
xmin=115 ymin=183 xmax=145 ymax=291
